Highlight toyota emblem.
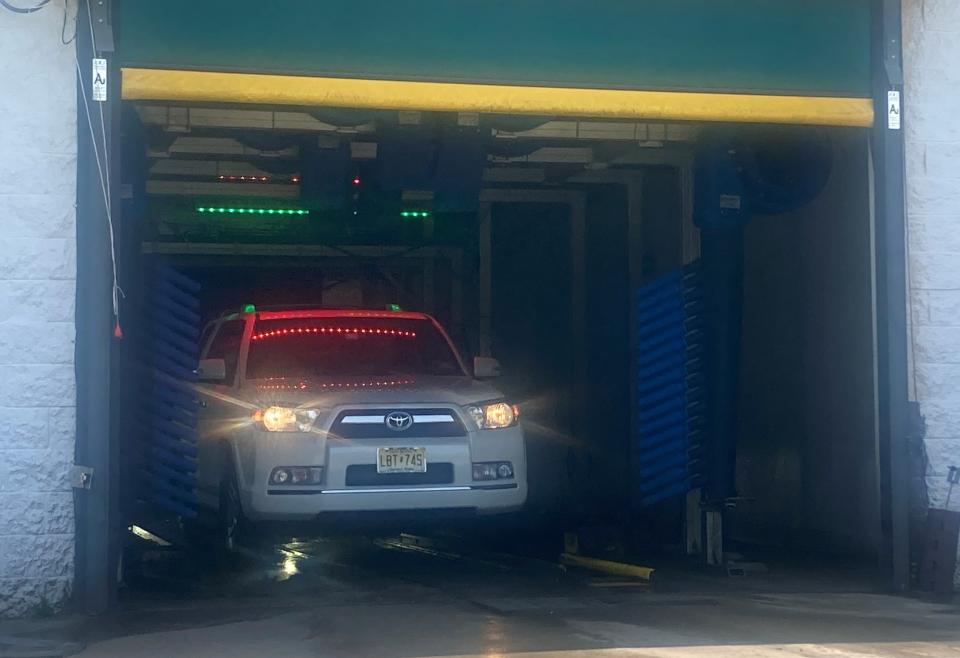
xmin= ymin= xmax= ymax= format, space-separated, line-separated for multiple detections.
xmin=384 ymin=411 xmax=414 ymax=432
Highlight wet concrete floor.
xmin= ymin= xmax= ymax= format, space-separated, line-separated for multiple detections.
xmin=10 ymin=529 xmax=960 ymax=657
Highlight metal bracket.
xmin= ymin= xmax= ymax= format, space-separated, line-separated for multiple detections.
xmin=89 ymin=0 xmax=115 ymax=53
xmin=71 ymin=464 xmax=94 ymax=490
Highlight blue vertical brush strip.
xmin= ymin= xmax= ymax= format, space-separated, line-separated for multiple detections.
xmin=634 ymin=262 xmax=706 ymax=506
xmin=139 ymin=265 xmax=201 ymax=518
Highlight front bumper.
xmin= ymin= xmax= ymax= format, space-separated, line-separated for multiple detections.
xmin=230 ymin=423 xmax=527 ymax=521
xmin=248 ymin=482 xmax=526 ymax=520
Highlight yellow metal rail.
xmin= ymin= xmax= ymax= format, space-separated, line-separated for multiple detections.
xmin=560 ymin=553 xmax=655 ymax=580
xmin=122 ymin=68 xmax=874 ymax=128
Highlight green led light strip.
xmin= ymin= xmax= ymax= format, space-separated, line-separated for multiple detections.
xmin=400 ymin=211 xmax=432 ymax=218
xmin=196 ymin=206 xmax=309 ymax=216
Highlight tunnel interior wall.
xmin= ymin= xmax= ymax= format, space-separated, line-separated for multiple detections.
xmin=732 ymin=131 xmax=879 ymax=558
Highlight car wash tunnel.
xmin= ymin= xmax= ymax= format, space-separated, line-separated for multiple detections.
xmin=70 ymin=0 xmax=912 ymax=619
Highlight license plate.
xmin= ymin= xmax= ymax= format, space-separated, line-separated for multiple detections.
xmin=377 ymin=447 xmax=427 ymax=474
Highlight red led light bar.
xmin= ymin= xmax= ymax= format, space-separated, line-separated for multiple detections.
xmin=251 ymin=327 xmax=417 ymax=341
xmin=257 ymin=379 xmax=416 ymax=391
xmin=317 ymin=379 xmax=416 ymax=389
xmin=257 ymin=381 xmax=309 ymax=391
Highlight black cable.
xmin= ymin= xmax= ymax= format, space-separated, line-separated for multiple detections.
xmin=0 ymin=0 xmax=50 ymax=14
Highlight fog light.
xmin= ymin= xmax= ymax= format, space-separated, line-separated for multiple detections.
xmin=472 ymin=461 xmax=514 ymax=481
xmin=473 ymin=463 xmax=498 ymax=481
xmin=290 ymin=467 xmax=324 ymax=484
xmin=291 ymin=467 xmax=309 ymax=484
xmin=270 ymin=466 xmax=323 ymax=486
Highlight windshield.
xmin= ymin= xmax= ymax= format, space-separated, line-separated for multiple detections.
xmin=245 ymin=317 xmax=465 ymax=379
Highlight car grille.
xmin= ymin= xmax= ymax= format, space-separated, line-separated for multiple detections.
xmin=330 ymin=408 xmax=467 ymax=439
xmin=344 ymin=463 xmax=455 ymax=486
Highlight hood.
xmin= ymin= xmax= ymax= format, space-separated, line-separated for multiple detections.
xmin=243 ymin=375 xmax=506 ymax=409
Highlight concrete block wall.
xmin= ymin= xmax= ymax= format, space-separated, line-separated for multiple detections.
xmin=903 ymin=0 xmax=960 ymax=587
xmin=0 ymin=3 xmax=77 ymax=616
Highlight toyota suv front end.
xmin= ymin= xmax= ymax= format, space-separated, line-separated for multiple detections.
xmin=195 ymin=309 xmax=527 ymax=542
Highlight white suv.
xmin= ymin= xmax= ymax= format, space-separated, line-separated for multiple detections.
xmin=195 ymin=307 xmax=527 ymax=544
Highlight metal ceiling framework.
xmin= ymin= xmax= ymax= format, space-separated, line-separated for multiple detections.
xmin=138 ymin=104 xmax=698 ymax=203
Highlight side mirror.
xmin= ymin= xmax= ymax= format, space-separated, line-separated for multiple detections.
xmin=196 ymin=358 xmax=226 ymax=382
xmin=473 ymin=356 xmax=502 ymax=378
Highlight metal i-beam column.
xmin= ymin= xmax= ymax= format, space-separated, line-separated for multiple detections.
xmin=74 ymin=0 xmax=119 ymax=613
xmin=872 ymin=0 xmax=910 ymax=592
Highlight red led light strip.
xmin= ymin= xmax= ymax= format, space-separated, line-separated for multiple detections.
xmin=251 ymin=327 xmax=417 ymax=341
xmin=257 ymin=379 xmax=416 ymax=391
xmin=257 ymin=381 xmax=309 ymax=391
xmin=316 ymin=380 xmax=416 ymax=389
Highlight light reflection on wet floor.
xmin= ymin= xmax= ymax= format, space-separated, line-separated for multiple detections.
xmin=125 ymin=526 xmax=574 ymax=607
xmin=83 ymin=530 xmax=960 ymax=658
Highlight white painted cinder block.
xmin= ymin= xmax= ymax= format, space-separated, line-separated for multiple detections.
xmin=923 ymin=0 xmax=960 ymax=28
xmin=904 ymin=0 xmax=960 ymax=589
xmin=912 ymin=290 xmax=960 ymax=327
xmin=0 ymin=2 xmax=77 ymax=617
xmin=908 ymin=215 xmax=960 ymax=255
xmin=923 ymin=439 xmax=960 ymax=477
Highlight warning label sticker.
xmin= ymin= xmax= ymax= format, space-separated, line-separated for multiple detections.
xmin=92 ymin=58 xmax=107 ymax=102
xmin=888 ymin=90 xmax=901 ymax=130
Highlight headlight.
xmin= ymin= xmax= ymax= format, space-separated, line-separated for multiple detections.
xmin=465 ymin=402 xmax=520 ymax=429
xmin=252 ymin=406 xmax=319 ymax=432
